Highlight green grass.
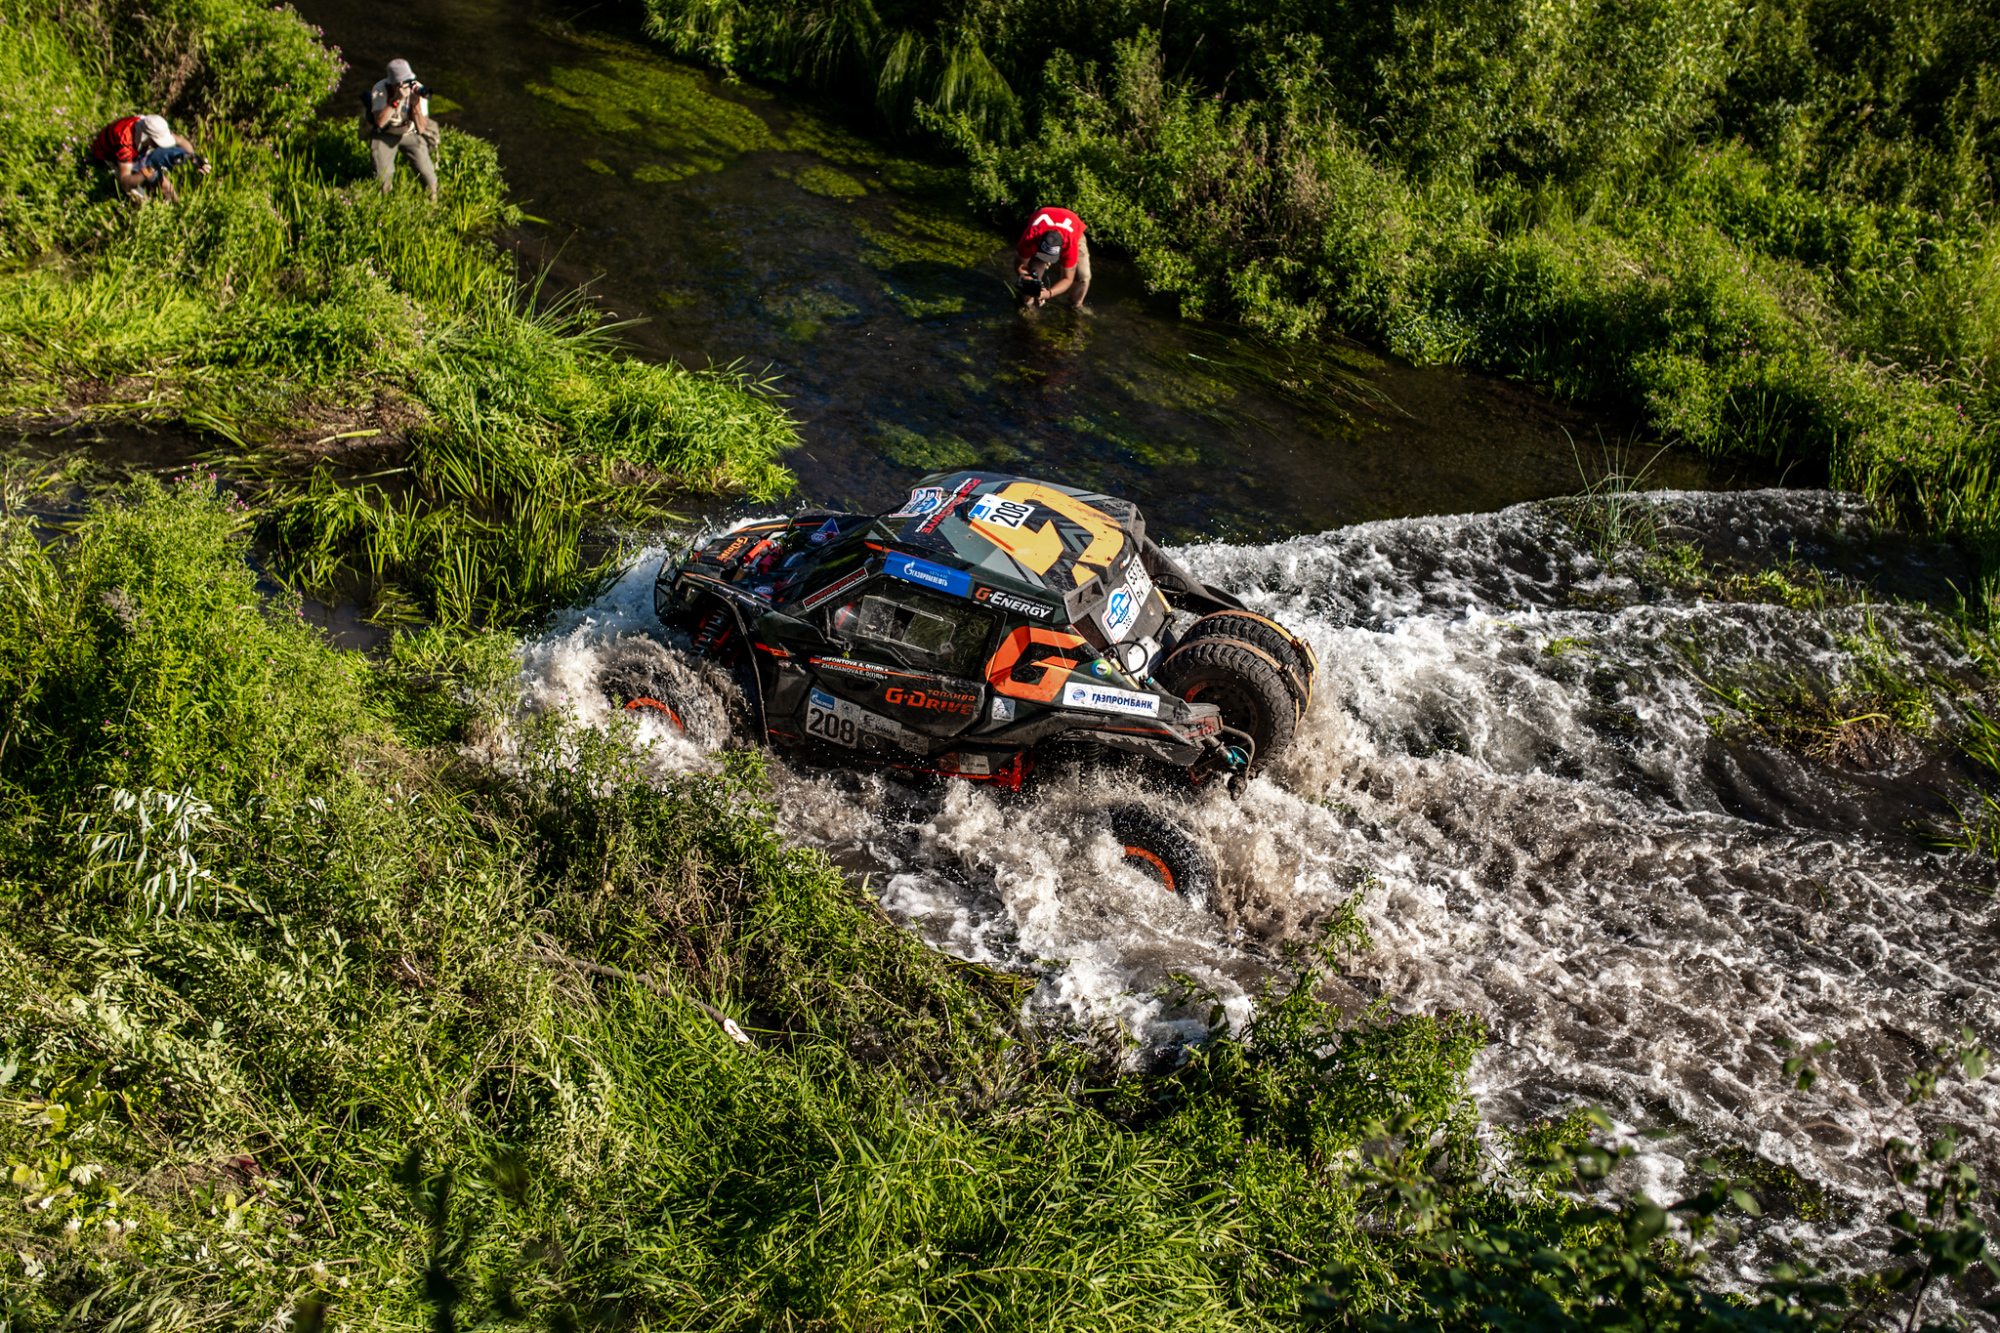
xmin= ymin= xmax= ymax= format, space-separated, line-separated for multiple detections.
xmin=0 ymin=479 xmax=1512 ymax=1328
xmin=0 ymin=0 xmax=798 ymax=630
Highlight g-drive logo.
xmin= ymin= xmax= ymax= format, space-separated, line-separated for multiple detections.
xmin=1061 ymin=682 xmax=1160 ymax=717
xmin=886 ymin=554 xmax=971 ymax=597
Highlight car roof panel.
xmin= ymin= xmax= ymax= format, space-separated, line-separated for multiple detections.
xmin=869 ymin=472 xmax=1137 ymax=598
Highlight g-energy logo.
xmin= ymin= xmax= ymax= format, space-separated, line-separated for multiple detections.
xmin=973 ymin=585 xmax=1055 ymax=620
xmin=884 ymin=685 xmax=976 ymax=716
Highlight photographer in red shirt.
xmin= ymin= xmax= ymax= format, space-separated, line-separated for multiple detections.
xmin=88 ymin=113 xmax=207 ymax=204
xmin=1015 ymin=207 xmax=1090 ymax=311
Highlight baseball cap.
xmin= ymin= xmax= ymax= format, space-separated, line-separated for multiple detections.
xmin=387 ymin=58 xmax=417 ymax=84
xmin=138 ymin=114 xmax=173 ymax=148
xmin=1035 ymin=231 xmax=1064 ymax=259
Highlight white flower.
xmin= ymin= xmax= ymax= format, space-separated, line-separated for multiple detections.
xmin=64 ymin=1216 xmax=80 ymax=1233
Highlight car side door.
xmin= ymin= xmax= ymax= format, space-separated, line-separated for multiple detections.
xmin=811 ymin=579 xmax=995 ymax=739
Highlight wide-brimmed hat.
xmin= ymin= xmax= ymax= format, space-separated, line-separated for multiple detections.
xmin=387 ymin=58 xmax=417 ymax=84
xmin=138 ymin=114 xmax=173 ymax=148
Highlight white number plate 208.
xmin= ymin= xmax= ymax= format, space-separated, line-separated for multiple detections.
xmin=805 ymin=689 xmax=860 ymax=747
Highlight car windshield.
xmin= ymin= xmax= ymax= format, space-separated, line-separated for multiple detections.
xmin=832 ymin=588 xmax=994 ymax=676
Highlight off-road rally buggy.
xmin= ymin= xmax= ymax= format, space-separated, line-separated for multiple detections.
xmin=620 ymin=472 xmax=1318 ymax=897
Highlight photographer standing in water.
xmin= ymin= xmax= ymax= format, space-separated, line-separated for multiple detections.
xmin=367 ymin=58 xmax=439 ymax=201
xmin=1015 ymin=206 xmax=1090 ymax=311
xmin=89 ymin=113 xmax=207 ymax=204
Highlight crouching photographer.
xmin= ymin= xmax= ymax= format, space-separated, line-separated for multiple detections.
xmin=366 ymin=58 xmax=439 ymax=202
xmin=1014 ymin=206 xmax=1091 ymax=311
xmin=88 ymin=113 xmax=208 ymax=205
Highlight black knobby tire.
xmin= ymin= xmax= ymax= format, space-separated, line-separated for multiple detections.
xmin=1156 ymin=636 xmax=1299 ymax=766
xmin=1182 ymin=611 xmax=1315 ymax=710
xmin=1107 ymin=804 xmax=1216 ymax=901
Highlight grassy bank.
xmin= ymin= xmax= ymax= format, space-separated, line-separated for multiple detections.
xmin=0 ymin=478 xmax=1485 ymax=1325
xmin=640 ymin=0 xmax=2000 ymax=568
xmin=0 ymin=0 xmax=797 ymax=628
xmin=16 ymin=471 xmax=1979 ymax=1330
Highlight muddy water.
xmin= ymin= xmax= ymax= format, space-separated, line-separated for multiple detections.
xmin=506 ymin=492 xmax=1999 ymax=1287
xmin=301 ymin=0 xmax=1763 ymax=541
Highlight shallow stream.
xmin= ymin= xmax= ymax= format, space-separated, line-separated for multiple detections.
xmin=303 ymin=0 xmax=1761 ymax=540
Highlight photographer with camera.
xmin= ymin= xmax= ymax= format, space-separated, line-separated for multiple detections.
xmin=88 ymin=113 xmax=207 ymax=205
xmin=366 ymin=58 xmax=439 ymax=201
xmin=1014 ymin=207 xmax=1090 ymax=312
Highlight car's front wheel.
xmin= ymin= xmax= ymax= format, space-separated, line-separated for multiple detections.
xmin=1155 ymin=636 xmax=1298 ymax=769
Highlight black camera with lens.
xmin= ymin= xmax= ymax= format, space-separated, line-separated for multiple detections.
xmin=1018 ymin=272 xmax=1046 ymax=299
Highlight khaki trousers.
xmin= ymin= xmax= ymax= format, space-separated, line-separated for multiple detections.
xmin=371 ymin=132 xmax=437 ymax=196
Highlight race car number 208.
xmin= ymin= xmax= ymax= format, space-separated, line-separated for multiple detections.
xmin=805 ymin=689 xmax=859 ymax=747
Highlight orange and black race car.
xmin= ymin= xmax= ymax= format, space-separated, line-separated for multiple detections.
xmin=641 ymin=472 xmax=1318 ymax=893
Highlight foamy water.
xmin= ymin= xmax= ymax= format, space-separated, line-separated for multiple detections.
xmin=506 ymin=490 xmax=1999 ymax=1277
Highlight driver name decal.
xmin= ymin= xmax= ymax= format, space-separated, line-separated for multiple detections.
xmin=1061 ymin=683 xmax=1160 ymax=716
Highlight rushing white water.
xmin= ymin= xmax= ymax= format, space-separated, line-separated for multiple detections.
xmin=509 ymin=489 xmax=1999 ymax=1275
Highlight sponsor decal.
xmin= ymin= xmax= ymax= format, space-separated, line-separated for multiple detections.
xmin=714 ymin=535 xmax=750 ymax=562
xmin=887 ymin=487 xmax=947 ymax=519
xmin=883 ymin=684 xmax=977 ymax=717
xmin=809 ymin=518 xmax=841 ymax=545
xmin=885 ymin=554 xmax=971 ymax=597
xmin=1061 ymin=682 xmax=1160 ymax=717
xmin=967 ymin=494 xmax=1036 ymax=530
xmin=1099 ymin=557 xmax=1155 ymax=642
xmin=971 ymin=584 xmax=1056 ymax=620
xmin=915 ymin=477 xmax=981 ymax=535
xmin=936 ymin=752 xmax=994 ymax=776
xmin=986 ymin=626 xmax=1090 ymax=702
xmin=1101 ymin=583 xmax=1141 ymax=641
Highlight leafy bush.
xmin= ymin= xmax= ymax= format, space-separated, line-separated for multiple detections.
xmin=0 ymin=0 xmax=799 ymax=629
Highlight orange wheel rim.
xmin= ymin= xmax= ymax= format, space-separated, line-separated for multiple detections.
xmin=623 ymin=697 xmax=685 ymax=731
xmin=1123 ymin=845 xmax=1176 ymax=893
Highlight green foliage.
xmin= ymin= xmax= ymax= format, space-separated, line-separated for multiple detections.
xmin=0 ymin=485 xmax=1503 ymax=1329
xmin=0 ymin=0 xmax=798 ymax=630
xmin=0 ymin=476 xmax=373 ymax=812
xmin=643 ymin=0 xmax=2000 ymax=562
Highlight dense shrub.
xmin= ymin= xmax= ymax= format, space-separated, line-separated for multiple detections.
xmin=642 ymin=0 xmax=2000 ymax=564
xmin=0 ymin=0 xmax=798 ymax=628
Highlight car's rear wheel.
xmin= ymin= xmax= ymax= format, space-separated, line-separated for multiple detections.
xmin=1155 ymin=636 xmax=1299 ymax=767
xmin=1181 ymin=611 xmax=1315 ymax=710
xmin=1107 ymin=804 xmax=1215 ymax=901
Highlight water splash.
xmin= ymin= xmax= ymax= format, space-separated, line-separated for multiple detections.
xmin=509 ymin=488 xmax=1999 ymax=1270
